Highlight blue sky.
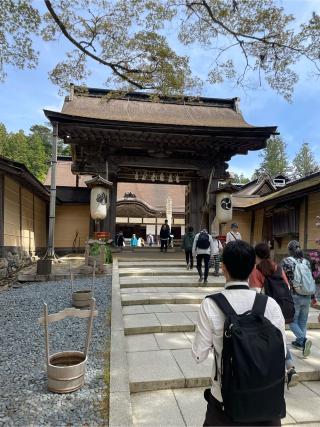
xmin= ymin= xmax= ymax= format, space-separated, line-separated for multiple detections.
xmin=0 ymin=0 xmax=319 ymax=178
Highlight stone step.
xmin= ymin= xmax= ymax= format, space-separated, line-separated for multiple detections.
xmin=120 ymin=276 xmax=225 ymax=288
xmin=131 ymin=383 xmax=320 ymax=426
xmin=123 ymin=307 xmax=320 ymax=335
xmin=118 ymin=261 xmax=186 ymax=266
xmin=127 ymin=331 xmax=320 ymax=393
xmin=119 ymin=268 xmax=207 ymax=277
xmin=121 ymin=289 xmax=224 ymax=306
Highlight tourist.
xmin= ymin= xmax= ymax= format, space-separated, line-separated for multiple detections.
xmin=249 ymin=242 xmax=298 ymax=388
xmin=181 ymin=226 xmax=195 ymax=270
xmin=226 ymin=223 xmax=242 ymax=243
xmin=211 ymin=231 xmax=223 ymax=276
xmin=193 ymin=240 xmax=286 ymax=426
xmin=159 ymin=219 xmax=170 ymax=252
xmin=147 ymin=233 xmax=154 ymax=247
xmin=281 ymin=240 xmax=316 ymax=357
xmin=130 ymin=234 xmax=138 ymax=251
xmin=192 ymin=229 xmax=215 ymax=284
xmin=116 ymin=231 xmax=124 ymax=248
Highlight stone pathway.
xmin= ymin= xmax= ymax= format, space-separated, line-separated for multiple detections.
xmin=109 ymin=257 xmax=320 ymax=426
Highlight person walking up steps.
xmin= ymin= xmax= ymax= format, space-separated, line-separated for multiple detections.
xmin=249 ymin=243 xmax=298 ymax=389
xmin=211 ymin=231 xmax=223 ymax=276
xmin=193 ymin=240 xmax=286 ymax=426
xmin=182 ymin=226 xmax=195 ymax=270
xmin=192 ymin=229 xmax=215 ymax=284
xmin=281 ymin=240 xmax=316 ymax=358
xmin=160 ymin=219 xmax=170 ymax=252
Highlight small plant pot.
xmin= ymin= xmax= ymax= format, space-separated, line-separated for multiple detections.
xmin=72 ymin=290 xmax=93 ymax=308
xmin=47 ymin=351 xmax=87 ymax=393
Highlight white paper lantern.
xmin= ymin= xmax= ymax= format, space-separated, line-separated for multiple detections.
xmin=216 ymin=191 xmax=233 ymax=224
xmin=90 ymin=186 xmax=109 ymax=220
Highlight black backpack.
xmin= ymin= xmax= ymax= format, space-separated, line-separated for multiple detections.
xmin=207 ymin=289 xmax=286 ymax=424
xmin=262 ymin=266 xmax=295 ymax=324
xmin=196 ymin=232 xmax=210 ymax=249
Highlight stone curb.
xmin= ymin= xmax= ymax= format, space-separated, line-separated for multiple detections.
xmin=109 ymin=258 xmax=133 ymax=427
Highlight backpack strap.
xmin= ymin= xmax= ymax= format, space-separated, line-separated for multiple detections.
xmin=252 ymin=293 xmax=268 ymax=316
xmin=206 ymin=293 xmax=237 ymax=316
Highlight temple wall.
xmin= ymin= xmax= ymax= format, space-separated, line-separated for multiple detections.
xmin=3 ymin=177 xmax=47 ymax=253
xmin=55 ymin=205 xmax=90 ymax=251
xmin=252 ymin=209 xmax=264 ymax=245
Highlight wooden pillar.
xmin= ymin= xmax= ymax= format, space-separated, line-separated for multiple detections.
xmin=185 ymin=179 xmax=207 ymax=233
xmin=103 ymin=181 xmax=117 ymax=238
xmin=303 ymin=195 xmax=309 ymax=250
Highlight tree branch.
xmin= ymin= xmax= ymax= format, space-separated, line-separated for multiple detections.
xmin=44 ymin=0 xmax=151 ymax=89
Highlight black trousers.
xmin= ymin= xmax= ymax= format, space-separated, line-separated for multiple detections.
xmin=203 ymin=390 xmax=281 ymax=427
xmin=160 ymin=239 xmax=168 ymax=251
xmin=185 ymin=249 xmax=193 ymax=268
xmin=196 ymin=254 xmax=210 ymax=280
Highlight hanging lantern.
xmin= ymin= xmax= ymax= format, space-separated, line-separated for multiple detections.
xmin=85 ymin=176 xmax=113 ymax=220
xmin=175 ymin=174 xmax=180 ymax=183
xmin=214 ymin=183 xmax=238 ymax=224
xmin=142 ymin=171 xmax=147 ymax=180
xmin=168 ymin=173 xmax=173 ymax=183
xmin=134 ymin=171 xmax=139 ymax=181
xmin=151 ymin=172 xmax=156 ymax=182
xmin=159 ymin=172 xmax=165 ymax=182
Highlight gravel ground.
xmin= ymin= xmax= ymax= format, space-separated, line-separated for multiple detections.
xmin=0 ymin=275 xmax=112 ymax=426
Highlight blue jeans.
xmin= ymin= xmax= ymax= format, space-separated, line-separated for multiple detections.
xmin=289 ymin=294 xmax=311 ymax=346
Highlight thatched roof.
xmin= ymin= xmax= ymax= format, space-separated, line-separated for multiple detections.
xmin=60 ymin=87 xmax=253 ymax=128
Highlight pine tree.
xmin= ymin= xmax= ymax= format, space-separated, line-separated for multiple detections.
xmin=232 ymin=173 xmax=250 ymax=184
xmin=26 ymin=133 xmax=48 ymax=181
xmin=254 ymin=136 xmax=289 ymax=178
xmin=292 ymin=143 xmax=319 ymax=178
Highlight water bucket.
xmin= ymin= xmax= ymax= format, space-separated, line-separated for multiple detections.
xmin=39 ymin=299 xmax=98 ymax=393
xmin=47 ymin=351 xmax=87 ymax=393
xmin=71 ymin=261 xmax=95 ymax=308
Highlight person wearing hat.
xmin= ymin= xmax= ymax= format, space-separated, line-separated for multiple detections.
xmin=226 ymin=223 xmax=242 ymax=243
xmin=281 ymin=240 xmax=314 ymax=358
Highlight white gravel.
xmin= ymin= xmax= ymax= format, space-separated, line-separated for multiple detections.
xmin=0 ymin=275 xmax=112 ymax=426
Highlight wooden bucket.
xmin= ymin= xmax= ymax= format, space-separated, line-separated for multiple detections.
xmin=71 ymin=261 xmax=95 ymax=308
xmin=47 ymin=351 xmax=87 ymax=393
xmin=39 ymin=299 xmax=98 ymax=393
xmin=72 ymin=290 xmax=93 ymax=308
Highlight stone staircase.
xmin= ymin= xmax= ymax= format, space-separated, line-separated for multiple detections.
xmin=109 ymin=257 xmax=320 ymax=427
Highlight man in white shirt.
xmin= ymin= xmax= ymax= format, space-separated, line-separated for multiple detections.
xmin=192 ymin=229 xmax=216 ymax=284
xmin=192 ymin=240 xmax=286 ymax=426
xmin=226 ymin=223 xmax=242 ymax=243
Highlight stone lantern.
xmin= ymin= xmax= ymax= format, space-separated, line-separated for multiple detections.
xmin=85 ymin=175 xmax=113 ymax=230
xmin=215 ymin=182 xmax=239 ymax=225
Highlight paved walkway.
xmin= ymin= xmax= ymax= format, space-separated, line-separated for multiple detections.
xmin=110 ymin=257 xmax=320 ymax=426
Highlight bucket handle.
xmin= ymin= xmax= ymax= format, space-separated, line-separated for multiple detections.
xmin=44 ymin=303 xmax=50 ymax=367
xmin=91 ymin=260 xmax=96 ymax=293
xmin=84 ymin=297 xmax=96 ymax=358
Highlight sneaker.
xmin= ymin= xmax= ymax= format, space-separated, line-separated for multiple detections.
xmin=287 ymin=368 xmax=299 ymax=389
xmin=198 ymin=277 xmax=203 ymax=283
xmin=303 ymin=339 xmax=312 ymax=357
xmin=204 ymin=279 xmax=208 ymax=284
xmin=291 ymin=340 xmax=303 ymax=349
xmin=186 ymin=264 xmax=190 ymax=271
